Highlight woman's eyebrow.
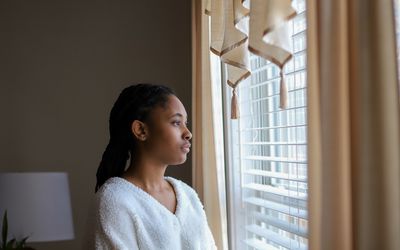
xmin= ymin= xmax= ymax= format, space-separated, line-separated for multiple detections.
xmin=169 ymin=113 xmax=187 ymax=119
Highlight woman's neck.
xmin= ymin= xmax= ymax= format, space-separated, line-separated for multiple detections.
xmin=122 ymin=156 xmax=168 ymax=191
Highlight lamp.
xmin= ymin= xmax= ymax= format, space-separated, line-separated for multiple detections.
xmin=0 ymin=172 xmax=74 ymax=243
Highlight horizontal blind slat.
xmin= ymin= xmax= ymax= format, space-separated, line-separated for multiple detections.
xmin=245 ymin=224 xmax=307 ymax=250
xmin=243 ymin=155 xmax=307 ymax=164
xmin=244 ymin=238 xmax=281 ymax=250
xmin=241 ymin=141 xmax=307 ymax=146
xmin=243 ymin=196 xmax=308 ymax=219
xmin=252 ymin=211 xmax=308 ymax=238
xmin=243 ymin=183 xmax=307 ymax=201
xmin=240 ymin=124 xmax=306 ymax=132
xmin=243 ymin=169 xmax=307 ymax=182
xmin=239 ymin=90 xmax=307 ymax=106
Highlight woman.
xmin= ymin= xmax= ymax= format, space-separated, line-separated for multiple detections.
xmin=92 ymin=83 xmax=217 ymax=249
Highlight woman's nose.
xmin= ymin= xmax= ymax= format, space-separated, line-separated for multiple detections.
xmin=183 ymin=127 xmax=192 ymax=140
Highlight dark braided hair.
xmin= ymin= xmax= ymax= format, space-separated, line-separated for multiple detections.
xmin=95 ymin=83 xmax=175 ymax=192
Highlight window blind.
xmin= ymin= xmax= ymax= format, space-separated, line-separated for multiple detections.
xmin=226 ymin=1 xmax=308 ymax=249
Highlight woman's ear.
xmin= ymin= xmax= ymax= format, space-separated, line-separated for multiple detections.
xmin=131 ymin=120 xmax=148 ymax=141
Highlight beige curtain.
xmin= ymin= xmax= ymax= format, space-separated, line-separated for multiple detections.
xmin=192 ymin=0 xmax=228 ymax=249
xmin=307 ymin=0 xmax=400 ymax=249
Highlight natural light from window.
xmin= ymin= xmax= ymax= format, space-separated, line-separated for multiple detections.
xmin=224 ymin=0 xmax=308 ymax=249
xmin=394 ymin=0 xmax=400 ymax=87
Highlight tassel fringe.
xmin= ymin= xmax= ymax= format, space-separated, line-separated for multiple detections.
xmin=231 ymin=88 xmax=239 ymax=119
xmin=279 ymin=69 xmax=288 ymax=109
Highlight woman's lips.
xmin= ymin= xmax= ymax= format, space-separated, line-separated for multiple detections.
xmin=182 ymin=143 xmax=191 ymax=153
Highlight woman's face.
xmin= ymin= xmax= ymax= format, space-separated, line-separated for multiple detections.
xmin=143 ymin=95 xmax=192 ymax=165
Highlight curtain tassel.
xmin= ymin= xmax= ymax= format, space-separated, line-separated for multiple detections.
xmin=231 ymin=88 xmax=239 ymax=119
xmin=279 ymin=69 xmax=288 ymax=109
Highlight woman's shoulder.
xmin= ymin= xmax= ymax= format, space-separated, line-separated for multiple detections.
xmin=94 ymin=177 xmax=138 ymax=209
xmin=96 ymin=177 xmax=127 ymax=196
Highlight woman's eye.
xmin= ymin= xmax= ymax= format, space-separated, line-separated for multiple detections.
xmin=172 ymin=120 xmax=188 ymax=127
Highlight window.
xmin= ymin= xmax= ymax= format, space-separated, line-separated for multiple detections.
xmin=394 ymin=0 xmax=400 ymax=85
xmin=223 ymin=0 xmax=308 ymax=249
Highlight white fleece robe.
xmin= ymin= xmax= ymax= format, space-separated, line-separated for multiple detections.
xmin=89 ymin=176 xmax=217 ymax=250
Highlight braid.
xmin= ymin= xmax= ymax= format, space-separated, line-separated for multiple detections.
xmin=94 ymin=139 xmax=130 ymax=192
xmin=95 ymin=83 xmax=174 ymax=192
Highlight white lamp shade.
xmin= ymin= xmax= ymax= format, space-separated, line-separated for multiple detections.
xmin=0 ymin=172 xmax=75 ymax=242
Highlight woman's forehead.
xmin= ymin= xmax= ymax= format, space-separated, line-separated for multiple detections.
xmin=153 ymin=95 xmax=188 ymax=118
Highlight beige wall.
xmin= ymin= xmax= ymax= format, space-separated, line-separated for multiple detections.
xmin=0 ymin=1 xmax=191 ymax=249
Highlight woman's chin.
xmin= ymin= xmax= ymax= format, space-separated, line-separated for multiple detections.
xmin=169 ymin=154 xmax=188 ymax=165
xmin=177 ymin=155 xmax=188 ymax=164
